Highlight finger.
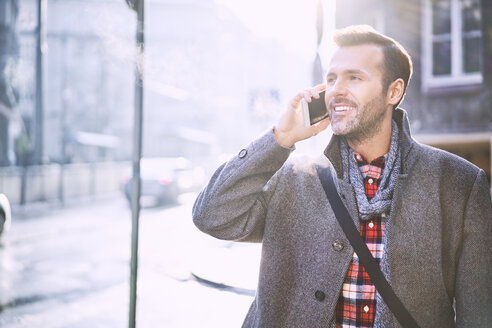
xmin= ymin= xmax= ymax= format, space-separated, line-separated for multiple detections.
xmin=312 ymin=116 xmax=331 ymax=134
xmin=302 ymin=91 xmax=313 ymax=103
xmin=288 ymin=93 xmax=304 ymax=109
xmin=294 ymin=92 xmax=305 ymax=101
xmin=308 ymin=84 xmax=326 ymax=100
xmin=316 ymin=116 xmax=331 ymax=125
xmin=303 ymin=88 xmax=321 ymax=102
xmin=309 ymin=88 xmax=320 ymax=99
xmin=314 ymin=83 xmax=326 ymax=92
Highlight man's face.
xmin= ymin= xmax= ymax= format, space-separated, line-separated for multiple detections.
xmin=325 ymin=44 xmax=389 ymax=142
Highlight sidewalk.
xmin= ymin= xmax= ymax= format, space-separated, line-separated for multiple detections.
xmin=10 ymin=192 xmax=123 ymax=220
xmin=0 ymin=192 xmax=261 ymax=327
xmin=190 ymin=242 xmax=261 ymax=296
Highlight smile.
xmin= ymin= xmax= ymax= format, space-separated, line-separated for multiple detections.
xmin=333 ymin=105 xmax=356 ymax=112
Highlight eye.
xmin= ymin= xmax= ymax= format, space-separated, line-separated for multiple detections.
xmin=350 ymin=75 xmax=361 ymax=81
xmin=327 ymin=77 xmax=336 ymax=85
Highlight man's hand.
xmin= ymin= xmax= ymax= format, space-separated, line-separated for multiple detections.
xmin=274 ymin=84 xmax=330 ymax=148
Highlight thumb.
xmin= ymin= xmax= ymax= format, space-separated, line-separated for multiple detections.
xmin=311 ymin=117 xmax=330 ymax=136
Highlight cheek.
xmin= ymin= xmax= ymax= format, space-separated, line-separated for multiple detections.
xmin=353 ymin=85 xmax=380 ymax=104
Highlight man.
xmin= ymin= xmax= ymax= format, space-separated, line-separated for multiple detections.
xmin=193 ymin=25 xmax=492 ymax=328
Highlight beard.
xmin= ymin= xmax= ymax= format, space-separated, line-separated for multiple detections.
xmin=329 ymin=94 xmax=387 ymax=144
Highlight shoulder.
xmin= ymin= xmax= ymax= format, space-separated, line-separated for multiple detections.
xmin=415 ymin=142 xmax=479 ymax=171
xmin=410 ymin=141 xmax=483 ymax=187
xmin=280 ymin=153 xmax=330 ymax=179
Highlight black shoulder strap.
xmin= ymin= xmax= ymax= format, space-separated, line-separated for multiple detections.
xmin=316 ymin=165 xmax=420 ymax=328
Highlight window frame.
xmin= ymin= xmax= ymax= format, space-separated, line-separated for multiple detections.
xmin=421 ymin=0 xmax=483 ymax=92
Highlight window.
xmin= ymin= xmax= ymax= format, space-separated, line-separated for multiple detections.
xmin=422 ymin=0 xmax=483 ymax=91
xmin=0 ymin=1 xmax=12 ymax=27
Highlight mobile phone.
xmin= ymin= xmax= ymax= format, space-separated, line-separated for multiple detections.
xmin=301 ymin=90 xmax=328 ymax=127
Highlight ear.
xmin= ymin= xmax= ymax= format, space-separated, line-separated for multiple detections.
xmin=386 ymin=78 xmax=405 ymax=106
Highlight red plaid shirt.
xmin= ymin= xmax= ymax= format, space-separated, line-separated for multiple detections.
xmin=335 ymin=152 xmax=387 ymax=328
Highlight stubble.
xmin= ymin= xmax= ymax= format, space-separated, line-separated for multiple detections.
xmin=331 ymin=95 xmax=387 ymax=146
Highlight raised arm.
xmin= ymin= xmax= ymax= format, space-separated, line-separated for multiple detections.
xmin=192 ymin=85 xmax=330 ymax=242
xmin=192 ymin=129 xmax=292 ymax=242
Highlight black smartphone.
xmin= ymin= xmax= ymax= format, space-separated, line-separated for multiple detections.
xmin=301 ymin=90 xmax=328 ymax=126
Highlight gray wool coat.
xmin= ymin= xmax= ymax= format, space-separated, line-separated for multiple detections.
xmin=192 ymin=108 xmax=492 ymax=328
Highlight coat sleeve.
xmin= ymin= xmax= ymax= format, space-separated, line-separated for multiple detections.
xmin=455 ymin=169 xmax=492 ymax=327
xmin=192 ymin=129 xmax=293 ymax=242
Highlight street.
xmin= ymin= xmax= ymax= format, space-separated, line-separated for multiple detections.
xmin=0 ymin=193 xmax=260 ymax=328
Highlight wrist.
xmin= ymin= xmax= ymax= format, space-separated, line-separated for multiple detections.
xmin=273 ymin=127 xmax=295 ymax=148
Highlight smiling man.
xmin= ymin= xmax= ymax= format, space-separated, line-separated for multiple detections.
xmin=193 ymin=25 xmax=492 ymax=328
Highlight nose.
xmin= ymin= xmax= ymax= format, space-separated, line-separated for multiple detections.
xmin=331 ymin=79 xmax=348 ymax=97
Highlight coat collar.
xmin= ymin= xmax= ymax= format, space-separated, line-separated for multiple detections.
xmin=323 ymin=107 xmax=415 ymax=178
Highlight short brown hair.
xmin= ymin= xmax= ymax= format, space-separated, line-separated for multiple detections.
xmin=333 ymin=25 xmax=413 ymax=107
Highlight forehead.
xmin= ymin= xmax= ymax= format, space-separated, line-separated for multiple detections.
xmin=328 ymin=44 xmax=384 ymax=76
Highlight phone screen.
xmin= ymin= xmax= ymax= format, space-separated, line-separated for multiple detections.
xmin=308 ymin=91 xmax=328 ymax=125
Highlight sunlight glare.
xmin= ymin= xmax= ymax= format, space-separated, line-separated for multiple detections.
xmin=214 ymin=0 xmax=332 ymax=61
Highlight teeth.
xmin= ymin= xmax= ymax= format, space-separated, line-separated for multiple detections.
xmin=334 ymin=106 xmax=354 ymax=112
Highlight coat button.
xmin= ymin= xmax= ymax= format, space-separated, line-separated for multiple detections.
xmin=332 ymin=240 xmax=344 ymax=252
xmin=314 ymin=290 xmax=326 ymax=302
xmin=238 ymin=149 xmax=248 ymax=158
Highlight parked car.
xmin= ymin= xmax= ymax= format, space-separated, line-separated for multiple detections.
xmin=0 ymin=193 xmax=11 ymax=239
xmin=122 ymin=157 xmax=205 ymax=207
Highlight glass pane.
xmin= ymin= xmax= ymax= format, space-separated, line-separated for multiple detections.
xmin=433 ymin=41 xmax=451 ymax=75
xmin=463 ymin=37 xmax=481 ymax=72
xmin=0 ymin=1 xmax=11 ymax=26
xmin=462 ymin=0 xmax=481 ymax=32
xmin=433 ymin=0 xmax=451 ymax=35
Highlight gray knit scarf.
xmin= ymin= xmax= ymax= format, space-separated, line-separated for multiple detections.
xmin=340 ymin=120 xmax=401 ymax=220
xmin=339 ymin=120 xmax=401 ymax=328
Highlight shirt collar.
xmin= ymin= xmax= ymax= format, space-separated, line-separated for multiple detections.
xmin=354 ymin=152 xmax=387 ymax=179
xmin=353 ymin=152 xmax=387 ymax=168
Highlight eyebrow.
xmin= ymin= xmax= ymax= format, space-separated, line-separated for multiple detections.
xmin=344 ymin=69 xmax=366 ymax=75
xmin=327 ymin=69 xmax=368 ymax=76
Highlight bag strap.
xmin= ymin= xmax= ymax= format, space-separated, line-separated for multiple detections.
xmin=316 ymin=165 xmax=420 ymax=328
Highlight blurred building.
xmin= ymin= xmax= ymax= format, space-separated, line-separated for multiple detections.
xmin=142 ymin=0 xmax=314 ymax=167
xmin=2 ymin=0 xmax=128 ymax=166
xmin=336 ymin=0 xmax=492 ymax=181
xmin=5 ymin=0 xmax=316 ymax=171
